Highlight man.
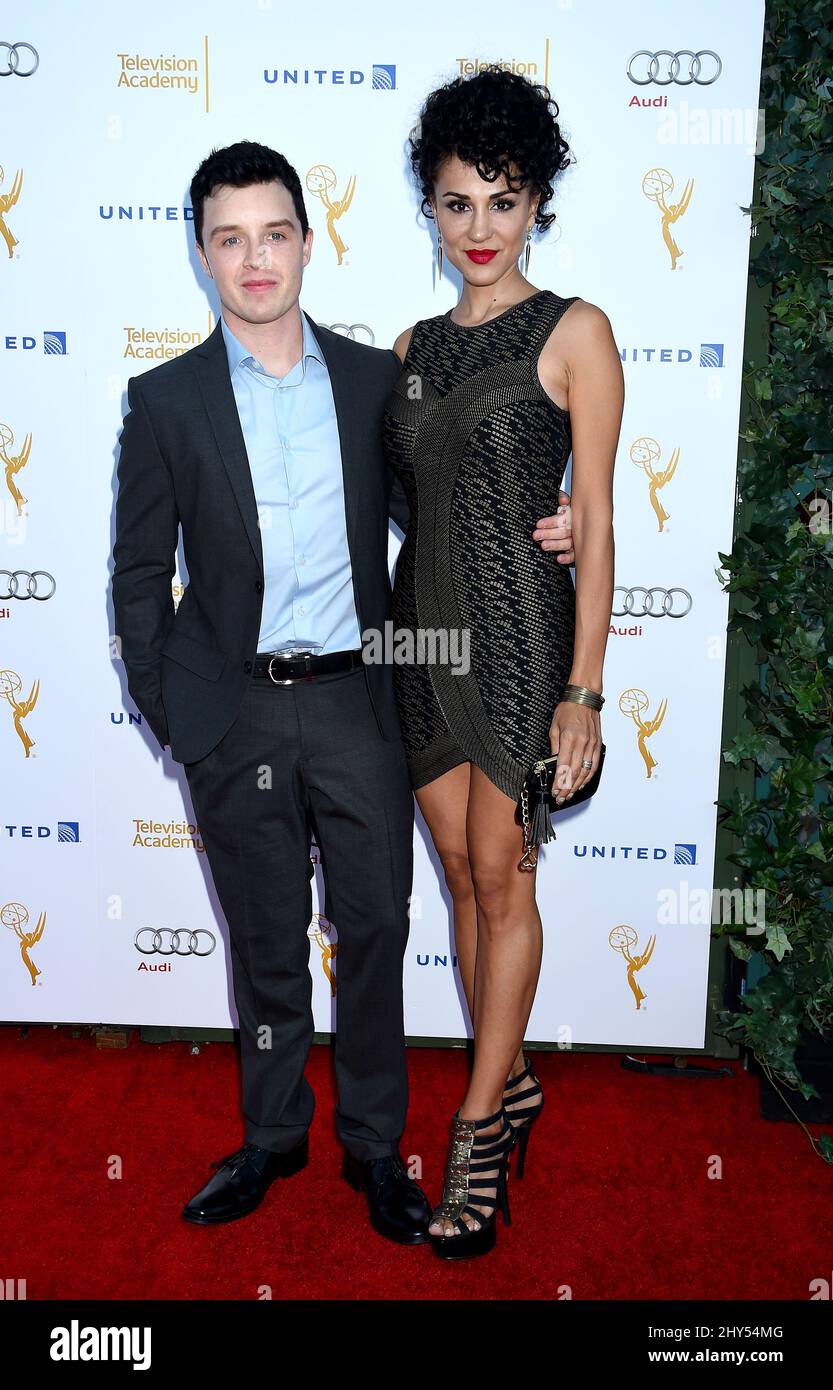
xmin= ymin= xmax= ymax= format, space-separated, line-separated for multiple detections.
xmin=112 ymin=141 xmax=575 ymax=1244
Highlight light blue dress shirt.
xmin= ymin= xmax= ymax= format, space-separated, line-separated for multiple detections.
xmin=221 ymin=312 xmax=363 ymax=655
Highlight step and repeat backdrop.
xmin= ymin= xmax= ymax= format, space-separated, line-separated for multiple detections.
xmin=2 ymin=0 xmax=765 ymax=1043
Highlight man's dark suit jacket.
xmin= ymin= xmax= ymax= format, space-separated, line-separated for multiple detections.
xmin=112 ymin=311 xmax=411 ymax=765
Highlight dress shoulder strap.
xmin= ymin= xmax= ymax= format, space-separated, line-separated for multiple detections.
xmin=400 ymin=314 xmax=442 ymax=372
xmin=525 ymin=292 xmax=582 ymax=357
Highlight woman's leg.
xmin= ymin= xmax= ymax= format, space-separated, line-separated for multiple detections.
xmin=429 ymin=762 xmax=543 ymax=1236
xmin=415 ymin=765 xmax=529 ymax=1078
xmin=414 ymin=762 xmax=476 ymax=1012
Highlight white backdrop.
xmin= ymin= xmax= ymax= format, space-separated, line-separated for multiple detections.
xmin=1 ymin=0 xmax=765 ymax=1043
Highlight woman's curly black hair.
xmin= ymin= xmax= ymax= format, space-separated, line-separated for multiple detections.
xmin=409 ymin=66 xmax=572 ymax=233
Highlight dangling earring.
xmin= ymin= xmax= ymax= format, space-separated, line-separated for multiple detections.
xmin=524 ymin=229 xmax=532 ymax=277
xmin=437 ymin=228 xmax=443 ymax=282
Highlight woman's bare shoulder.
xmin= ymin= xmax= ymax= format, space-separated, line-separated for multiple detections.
xmin=562 ymin=296 xmax=614 ymax=338
xmin=542 ymin=296 xmax=618 ymax=371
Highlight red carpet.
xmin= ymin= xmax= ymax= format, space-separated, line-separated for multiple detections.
xmin=1 ymin=1025 xmax=829 ymax=1300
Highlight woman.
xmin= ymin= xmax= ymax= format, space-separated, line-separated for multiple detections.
xmin=382 ymin=67 xmax=623 ymax=1258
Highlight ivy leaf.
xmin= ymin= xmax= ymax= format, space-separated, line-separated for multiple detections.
xmin=766 ymin=925 xmax=792 ymax=960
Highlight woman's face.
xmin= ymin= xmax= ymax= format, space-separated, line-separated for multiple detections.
xmin=430 ymin=154 xmax=538 ymax=285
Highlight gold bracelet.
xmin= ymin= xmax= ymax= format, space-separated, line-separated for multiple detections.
xmin=562 ymin=683 xmax=604 ymax=711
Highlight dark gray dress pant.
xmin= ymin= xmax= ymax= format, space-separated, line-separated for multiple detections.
xmin=183 ymin=663 xmax=414 ymax=1160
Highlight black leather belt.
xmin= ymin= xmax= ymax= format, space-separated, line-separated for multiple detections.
xmin=252 ymin=648 xmax=364 ymax=684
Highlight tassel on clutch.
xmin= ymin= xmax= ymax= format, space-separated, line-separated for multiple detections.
xmin=516 ymin=743 xmax=606 ymax=871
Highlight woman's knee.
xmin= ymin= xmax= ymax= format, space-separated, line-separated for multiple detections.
xmin=470 ymin=865 xmax=510 ymax=920
xmin=440 ymin=848 xmax=474 ymax=903
xmin=470 ymin=862 xmax=532 ymax=925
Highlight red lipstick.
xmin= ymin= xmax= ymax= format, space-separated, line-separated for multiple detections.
xmin=465 ymin=249 xmax=498 ymax=263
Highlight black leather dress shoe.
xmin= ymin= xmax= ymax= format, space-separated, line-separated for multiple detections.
xmin=181 ymin=1137 xmax=308 ymax=1225
xmin=342 ymin=1148 xmax=431 ymax=1244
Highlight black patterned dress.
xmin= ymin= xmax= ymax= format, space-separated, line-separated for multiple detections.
xmin=381 ymin=289 xmax=579 ymax=801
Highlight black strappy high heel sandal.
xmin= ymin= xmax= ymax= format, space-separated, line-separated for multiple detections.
xmin=503 ymin=1055 xmax=544 ymax=1179
xmin=429 ymin=1106 xmax=515 ymax=1260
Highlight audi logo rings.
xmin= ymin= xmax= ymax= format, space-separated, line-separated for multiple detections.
xmin=0 ymin=570 xmax=56 ymax=600
xmin=327 ymin=323 xmax=375 ymax=345
xmin=0 ymin=43 xmax=39 ymax=77
xmin=134 ymin=928 xmax=216 ymax=956
xmin=613 ymin=587 xmax=692 ymax=618
xmin=627 ymin=50 xmax=722 ymax=86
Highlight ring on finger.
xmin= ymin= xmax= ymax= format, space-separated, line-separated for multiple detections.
xmin=565 ymin=754 xmax=594 ymax=798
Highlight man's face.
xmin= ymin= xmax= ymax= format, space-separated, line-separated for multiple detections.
xmin=197 ymin=178 xmax=312 ymax=325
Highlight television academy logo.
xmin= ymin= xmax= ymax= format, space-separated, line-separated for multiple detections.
xmin=609 ymin=924 xmax=656 ymax=1010
xmin=0 ymin=161 xmax=23 ymax=259
xmin=309 ymin=914 xmax=337 ymax=994
xmin=1 ymin=420 xmax=32 ymax=516
xmin=123 ymin=311 xmax=214 ymax=360
xmin=642 ymin=166 xmax=693 ymax=270
xmin=116 ymin=47 xmax=204 ymax=100
xmin=619 ymin=687 xmax=666 ymax=778
xmin=1 ymin=667 xmax=38 ymax=756
xmin=131 ymin=818 xmax=206 ymax=851
xmin=455 ymin=57 xmax=542 ymax=79
xmin=2 ymin=899 xmax=46 ymax=985
xmin=306 ymin=165 xmax=355 ymax=265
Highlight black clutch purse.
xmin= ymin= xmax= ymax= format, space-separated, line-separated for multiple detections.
xmin=516 ymin=743 xmax=606 ymax=870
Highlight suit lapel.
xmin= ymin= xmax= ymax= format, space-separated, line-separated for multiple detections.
xmin=301 ymin=311 xmax=360 ymax=567
xmin=193 ymin=320 xmax=264 ymax=574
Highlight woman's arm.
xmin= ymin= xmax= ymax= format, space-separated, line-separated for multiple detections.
xmin=539 ymin=302 xmax=623 ymax=797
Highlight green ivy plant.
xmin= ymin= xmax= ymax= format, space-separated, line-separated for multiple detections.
xmin=711 ymin=0 xmax=833 ymax=1160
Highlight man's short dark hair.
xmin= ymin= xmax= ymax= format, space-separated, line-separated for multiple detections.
xmin=190 ymin=140 xmax=309 ymax=247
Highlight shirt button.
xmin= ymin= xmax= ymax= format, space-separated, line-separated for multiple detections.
xmin=298 ymin=606 xmax=306 ymax=615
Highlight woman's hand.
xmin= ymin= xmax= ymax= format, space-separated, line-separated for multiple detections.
xmin=532 ymin=488 xmax=575 ymax=564
xmin=549 ymin=701 xmax=602 ymax=803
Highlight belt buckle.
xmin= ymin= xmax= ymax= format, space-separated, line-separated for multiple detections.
xmin=267 ymin=649 xmax=315 ymax=686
